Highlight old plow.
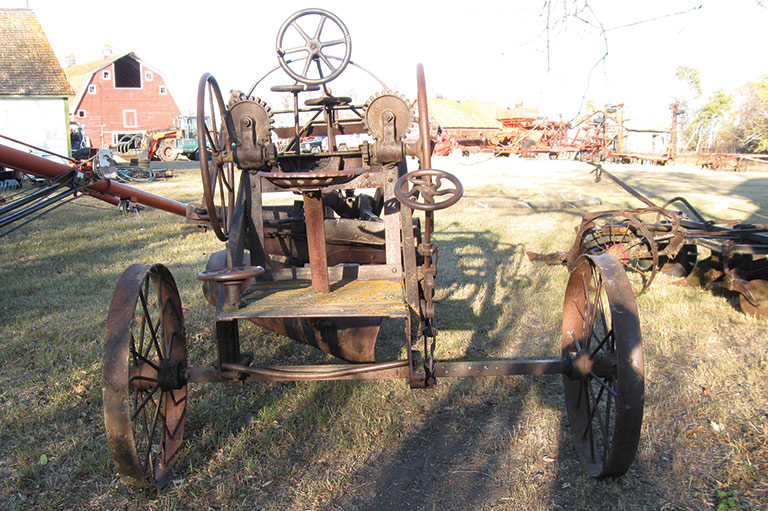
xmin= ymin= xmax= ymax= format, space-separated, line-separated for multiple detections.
xmin=529 ymin=163 xmax=768 ymax=316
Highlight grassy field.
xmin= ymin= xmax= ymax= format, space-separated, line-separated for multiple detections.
xmin=1 ymin=155 xmax=767 ymax=510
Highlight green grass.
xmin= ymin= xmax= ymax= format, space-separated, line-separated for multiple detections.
xmin=1 ymin=158 xmax=767 ymax=510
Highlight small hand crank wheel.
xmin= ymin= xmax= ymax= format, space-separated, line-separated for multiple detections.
xmin=562 ymin=253 xmax=644 ymax=477
xmin=197 ymin=73 xmax=238 ymax=242
xmin=275 ymin=9 xmax=351 ymax=85
xmin=394 ymin=169 xmax=463 ymax=211
xmin=103 ymin=264 xmax=188 ymax=489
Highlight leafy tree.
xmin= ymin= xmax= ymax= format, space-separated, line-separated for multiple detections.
xmin=676 ymin=65 xmax=702 ymax=99
xmin=733 ymin=76 xmax=768 ymax=153
xmin=675 ymin=65 xmax=734 ymax=153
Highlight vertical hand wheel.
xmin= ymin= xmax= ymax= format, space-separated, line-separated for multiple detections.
xmin=197 ymin=73 xmax=238 ymax=242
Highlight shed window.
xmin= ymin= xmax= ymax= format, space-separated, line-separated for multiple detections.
xmin=114 ymin=56 xmax=141 ymax=88
xmin=159 ymin=86 xmax=167 ymax=95
xmin=145 ymin=71 xmax=153 ymax=81
xmin=77 ymin=110 xmax=86 ymax=118
xmin=102 ymin=70 xmax=111 ymax=80
xmin=88 ymin=84 xmax=96 ymax=94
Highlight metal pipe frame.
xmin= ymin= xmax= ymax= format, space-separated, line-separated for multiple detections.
xmin=184 ymin=358 xmax=570 ymax=384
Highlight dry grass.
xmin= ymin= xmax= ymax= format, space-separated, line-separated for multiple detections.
xmin=1 ymin=155 xmax=767 ymax=510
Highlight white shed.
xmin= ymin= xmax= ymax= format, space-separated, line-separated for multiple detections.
xmin=0 ymin=9 xmax=73 ymax=158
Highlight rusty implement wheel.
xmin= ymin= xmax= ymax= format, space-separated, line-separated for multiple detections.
xmin=576 ymin=212 xmax=659 ymax=295
xmin=197 ymin=73 xmax=238 ymax=242
xmin=562 ymin=253 xmax=644 ymax=478
xmin=739 ymin=279 xmax=768 ymax=317
xmin=103 ymin=264 xmax=187 ymax=489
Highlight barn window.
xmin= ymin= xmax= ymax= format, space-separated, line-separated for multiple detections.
xmin=77 ymin=110 xmax=86 ymax=118
xmin=114 ymin=56 xmax=141 ymax=88
xmin=102 ymin=70 xmax=111 ymax=80
xmin=159 ymin=86 xmax=167 ymax=95
xmin=145 ymin=71 xmax=153 ymax=81
xmin=123 ymin=110 xmax=137 ymax=128
xmin=88 ymin=84 xmax=96 ymax=94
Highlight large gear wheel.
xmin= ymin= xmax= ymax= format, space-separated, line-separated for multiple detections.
xmin=227 ymin=91 xmax=274 ymax=146
xmin=363 ymin=91 xmax=412 ymax=142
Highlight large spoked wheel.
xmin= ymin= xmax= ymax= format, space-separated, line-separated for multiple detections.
xmin=575 ymin=212 xmax=659 ymax=295
xmin=197 ymin=73 xmax=237 ymax=242
xmin=103 ymin=264 xmax=187 ymax=489
xmin=562 ymin=253 xmax=644 ymax=478
xmin=275 ymin=9 xmax=351 ymax=85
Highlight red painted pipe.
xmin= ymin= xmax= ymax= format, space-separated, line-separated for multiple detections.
xmin=0 ymin=143 xmax=188 ymax=217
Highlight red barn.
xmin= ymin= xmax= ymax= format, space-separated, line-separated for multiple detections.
xmin=65 ymin=51 xmax=181 ymax=148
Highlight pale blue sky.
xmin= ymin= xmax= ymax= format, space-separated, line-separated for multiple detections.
xmin=5 ymin=0 xmax=767 ymax=129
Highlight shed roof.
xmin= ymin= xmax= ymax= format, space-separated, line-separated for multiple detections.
xmin=428 ymin=98 xmax=503 ymax=129
xmin=0 ymin=9 xmax=73 ymax=96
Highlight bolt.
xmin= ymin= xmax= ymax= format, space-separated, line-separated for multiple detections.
xmin=383 ymin=111 xmax=395 ymax=122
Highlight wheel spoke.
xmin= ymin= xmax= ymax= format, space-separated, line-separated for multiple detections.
xmin=587 ymin=276 xmax=604 ymax=347
xmin=321 ymin=37 xmax=347 ymax=48
xmin=138 ymin=277 xmax=149 ymax=357
xmin=313 ymin=14 xmax=327 ymax=40
xmin=138 ymin=285 xmax=162 ymax=360
xmin=283 ymin=45 xmax=309 ymax=56
xmin=318 ymin=53 xmax=336 ymax=72
xmin=589 ymin=371 xmax=618 ymax=398
xmin=131 ymin=385 xmax=159 ymax=422
xmin=291 ymin=21 xmax=311 ymax=43
xmin=301 ymin=57 xmax=313 ymax=80
xmin=590 ymin=327 xmax=614 ymax=359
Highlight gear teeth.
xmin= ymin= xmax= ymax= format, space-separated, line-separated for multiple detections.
xmin=362 ymin=90 xmax=413 ymax=141
xmin=227 ymin=91 xmax=275 ymax=143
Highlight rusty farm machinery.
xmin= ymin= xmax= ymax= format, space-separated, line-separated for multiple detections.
xmin=529 ymin=163 xmax=768 ymax=316
xmin=0 ymin=9 xmax=646 ymax=489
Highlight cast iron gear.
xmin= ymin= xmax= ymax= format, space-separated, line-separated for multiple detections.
xmin=362 ymin=91 xmax=412 ymax=142
xmin=227 ymin=90 xmax=274 ymax=146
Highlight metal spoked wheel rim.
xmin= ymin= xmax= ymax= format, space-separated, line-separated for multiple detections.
xmin=103 ymin=264 xmax=187 ymax=489
xmin=197 ymin=73 xmax=237 ymax=242
xmin=562 ymin=253 xmax=644 ymax=478
xmin=576 ymin=212 xmax=659 ymax=295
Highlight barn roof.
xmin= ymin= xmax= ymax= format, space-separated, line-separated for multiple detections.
xmin=428 ymin=98 xmax=503 ymax=129
xmin=64 ymin=52 xmax=148 ymax=112
xmin=0 ymin=9 xmax=73 ymax=96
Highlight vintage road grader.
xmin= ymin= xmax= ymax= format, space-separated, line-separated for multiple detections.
xmin=98 ymin=9 xmax=644 ymax=489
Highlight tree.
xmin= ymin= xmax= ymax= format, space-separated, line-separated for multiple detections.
xmin=676 ymin=65 xmax=702 ymax=99
xmin=684 ymin=89 xmax=733 ymax=152
xmin=734 ymin=76 xmax=768 ymax=153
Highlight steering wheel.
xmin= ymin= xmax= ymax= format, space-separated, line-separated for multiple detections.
xmin=275 ymin=9 xmax=352 ymax=85
xmin=197 ymin=73 xmax=237 ymax=242
xmin=394 ymin=169 xmax=463 ymax=211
